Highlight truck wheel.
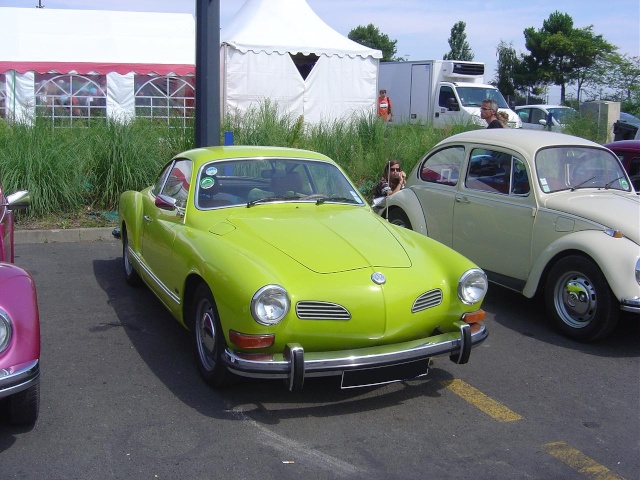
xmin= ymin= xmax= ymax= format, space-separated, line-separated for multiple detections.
xmin=191 ymin=283 xmax=237 ymax=388
xmin=122 ymin=226 xmax=143 ymax=287
xmin=545 ymin=255 xmax=618 ymax=342
xmin=9 ymin=383 xmax=40 ymax=426
xmin=387 ymin=209 xmax=412 ymax=229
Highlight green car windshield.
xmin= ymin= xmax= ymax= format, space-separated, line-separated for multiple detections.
xmin=196 ymin=158 xmax=366 ymax=209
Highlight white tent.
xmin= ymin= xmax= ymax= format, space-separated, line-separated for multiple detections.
xmin=220 ymin=0 xmax=382 ymax=124
xmin=0 ymin=7 xmax=195 ymax=123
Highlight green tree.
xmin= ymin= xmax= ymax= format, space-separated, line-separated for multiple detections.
xmin=605 ymin=54 xmax=640 ymax=113
xmin=443 ymin=21 xmax=474 ymax=61
xmin=521 ymin=11 xmax=615 ymax=104
xmin=492 ymin=40 xmax=519 ymax=103
xmin=348 ymin=24 xmax=398 ymax=62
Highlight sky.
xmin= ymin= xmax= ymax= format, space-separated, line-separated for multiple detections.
xmin=2 ymin=0 xmax=639 ymax=104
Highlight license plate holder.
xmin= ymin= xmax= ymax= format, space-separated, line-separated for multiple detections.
xmin=340 ymin=357 xmax=431 ymax=389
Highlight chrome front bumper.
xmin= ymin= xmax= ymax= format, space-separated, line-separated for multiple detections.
xmin=223 ymin=322 xmax=487 ymax=391
xmin=0 ymin=359 xmax=40 ymax=399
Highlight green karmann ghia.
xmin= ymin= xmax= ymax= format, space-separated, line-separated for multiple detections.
xmin=115 ymin=146 xmax=489 ymax=391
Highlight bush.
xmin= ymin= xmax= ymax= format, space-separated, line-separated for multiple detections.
xmin=2 ymin=103 xmax=604 ymax=221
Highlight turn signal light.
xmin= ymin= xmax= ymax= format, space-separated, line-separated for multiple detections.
xmin=462 ymin=309 xmax=485 ymax=324
xmin=229 ymin=330 xmax=275 ymax=349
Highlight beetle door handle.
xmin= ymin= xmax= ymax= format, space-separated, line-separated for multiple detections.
xmin=455 ymin=195 xmax=470 ymax=204
xmin=143 ymin=215 xmax=152 ymax=222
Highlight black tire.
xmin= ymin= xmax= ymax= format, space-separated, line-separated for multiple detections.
xmin=9 ymin=383 xmax=39 ymax=426
xmin=122 ymin=227 xmax=143 ymax=287
xmin=191 ymin=283 xmax=237 ymax=387
xmin=545 ymin=255 xmax=619 ymax=342
xmin=387 ymin=209 xmax=412 ymax=229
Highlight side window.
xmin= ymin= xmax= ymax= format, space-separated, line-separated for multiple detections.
xmin=420 ymin=146 xmax=464 ymax=186
xmin=466 ymin=148 xmax=527 ymax=196
xmin=152 ymin=163 xmax=173 ymax=196
xmin=512 ymin=157 xmax=530 ymax=195
xmin=627 ymin=156 xmax=640 ymax=177
xmin=161 ymin=159 xmax=192 ymax=208
xmin=531 ymin=108 xmax=546 ymax=125
xmin=518 ymin=109 xmax=531 ymax=123
xmin=438 ymin=86 xmax=456 ymax=109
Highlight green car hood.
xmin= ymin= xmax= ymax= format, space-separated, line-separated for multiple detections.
xmin=222 ymin=205 xmax=411 ymax=273
xmin=542 ymin=191 xmax=640 ymax=243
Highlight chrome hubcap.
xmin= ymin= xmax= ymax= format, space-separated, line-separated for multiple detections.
xmin=555 ymin=272 xmax=597 ymax=328
xmin=197 ymin=302 xmax=217 ymax=370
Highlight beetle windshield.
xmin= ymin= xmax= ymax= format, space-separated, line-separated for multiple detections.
xmin=536 ymin=146 xmax=631 ymax=193
xmin=195 ymin=158 xmax=365 ymax=209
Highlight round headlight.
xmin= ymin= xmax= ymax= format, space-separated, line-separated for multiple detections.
xmin=251 ymin=285 xmax=290 ymax=326
xmin=0 ymin=309 xmax=12 ymax=353
xmin=458 ymin=269 xmax=488 ymax=305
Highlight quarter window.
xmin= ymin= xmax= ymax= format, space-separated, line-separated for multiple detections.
xmin=420 ymin=146 xmax=464 ymax=186
xmin=161 ymin=160 xmax=192 ymax=209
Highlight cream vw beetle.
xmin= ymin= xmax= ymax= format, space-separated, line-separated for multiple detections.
xmin=375 ymin=129 xmax=640 ymax=342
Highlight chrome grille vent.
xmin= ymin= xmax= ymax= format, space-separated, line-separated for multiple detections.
xmin=412 ymin=289 xmax=443 ymax=313
xmin=296 ymin=301 xmax=351 ymax=320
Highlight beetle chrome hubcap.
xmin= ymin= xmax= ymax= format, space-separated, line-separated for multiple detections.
xmin=555 ymin=272 xmax=597 ymax=328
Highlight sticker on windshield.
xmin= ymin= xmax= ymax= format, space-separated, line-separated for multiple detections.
xmin=620 ymin=179 xmax=629 ymax=189
xmin=205 ymin=166 xmax=218 ymax=176
xmin=200 ymin=177 xmax=216 ymax=189
xmin=349 ymin=191 xmax=361 ymax=202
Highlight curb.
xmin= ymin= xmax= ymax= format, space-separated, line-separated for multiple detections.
xmin=14 ymin=227 xmax=117 ymax=244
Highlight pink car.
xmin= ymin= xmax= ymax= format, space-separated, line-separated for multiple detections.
xmin=0 ymin=186 xmax=40 ymax=425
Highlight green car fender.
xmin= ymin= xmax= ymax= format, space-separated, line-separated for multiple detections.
xmin=118 ymin=189 xmax=147 ymax=253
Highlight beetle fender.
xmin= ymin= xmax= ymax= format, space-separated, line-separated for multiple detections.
xmin=380 ymin=188 xmax=428 ymax=236
xmin=523 ymin=230 xmax=640 ymax=302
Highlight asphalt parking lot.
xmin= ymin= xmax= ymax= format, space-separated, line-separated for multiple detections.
xmin=1 ymin=233 xmax=638 ymax=480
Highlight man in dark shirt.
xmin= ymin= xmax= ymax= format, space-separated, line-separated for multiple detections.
xmin=481 ymin=99 xmax=503 ymax=128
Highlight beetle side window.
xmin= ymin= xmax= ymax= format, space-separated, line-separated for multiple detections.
xmin=420 ymin=146 xmax=464 ymax=186
xmin=466 ymin=148 xmax=528 ymax=195
xmin=161 ymin=159 xmax=192 ymax=209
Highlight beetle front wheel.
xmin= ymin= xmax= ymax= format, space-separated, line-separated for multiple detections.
xmin=387 ymin=209 xmax=412 ymax=229
xmin=545 ymin=255 xmax=618 ymax=342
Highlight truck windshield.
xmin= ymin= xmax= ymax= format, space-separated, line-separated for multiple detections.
xmin=456 ymin=87 xmax=509 ymax=109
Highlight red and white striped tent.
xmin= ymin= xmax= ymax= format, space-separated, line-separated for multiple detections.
xmin=0 ymin=7 xmax=195 ymax=123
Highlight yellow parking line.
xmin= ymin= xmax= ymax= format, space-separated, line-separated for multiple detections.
xmin=542 ymin=441 xmax=626 ymax=480
xmin=443 ymin=379 xmax=523 ymax=422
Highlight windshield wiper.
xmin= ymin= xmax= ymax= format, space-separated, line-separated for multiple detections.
xmin=246 ymin=195 xmax=291 ymax=207
xmin=604 ymin=176 xmax=626 ymax=189
xmin=322 ymin=196 xmax=359 ymax=204
xmin=570 ymin=176 xmax=596 ymax=191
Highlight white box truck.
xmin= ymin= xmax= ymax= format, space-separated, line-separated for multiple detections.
xmin=379 ymin=60 xmax=521 ymax=128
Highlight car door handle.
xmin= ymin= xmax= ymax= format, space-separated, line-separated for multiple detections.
xmin=455 ymin=195 xmax=470 ymax=204
xmin=143 ymin=215 xmax=152 ymax=222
